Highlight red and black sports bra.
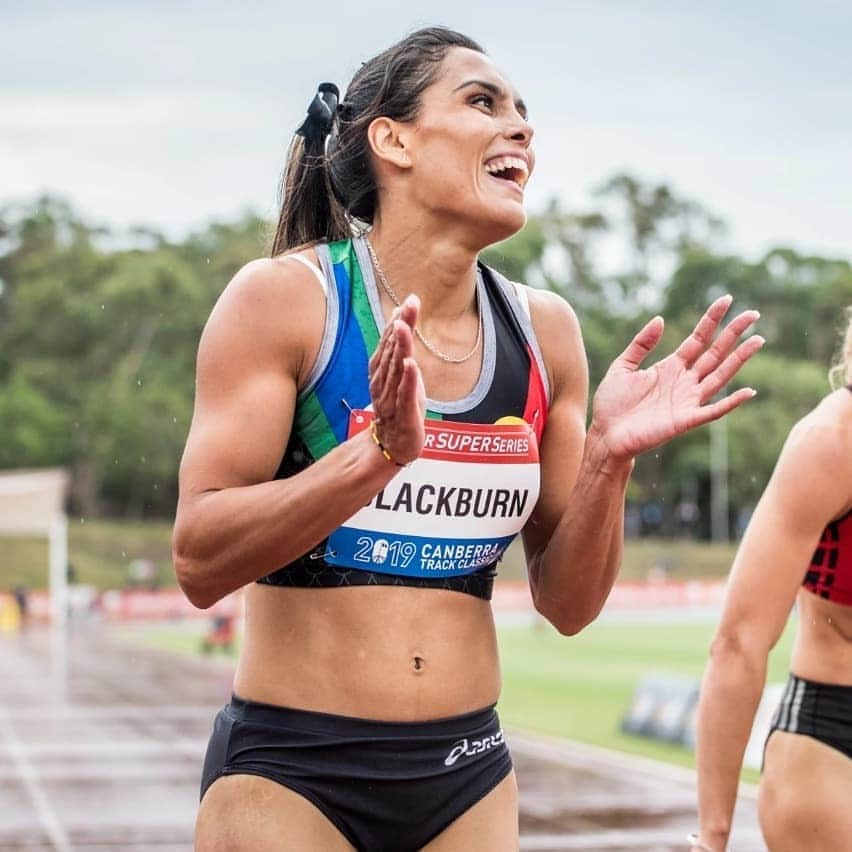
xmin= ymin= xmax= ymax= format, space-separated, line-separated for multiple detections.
xmin=804 ymin=509 xmax=852 ymax=606
xmin=802 ymin=384 xmax=852 ymax=606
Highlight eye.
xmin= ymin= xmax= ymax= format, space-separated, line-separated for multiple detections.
xmin=470 ymin=92 xmax=495 ymax=111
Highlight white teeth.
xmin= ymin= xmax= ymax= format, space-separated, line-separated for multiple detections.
xmin=484 ymin=156 xmax=529 ymax=186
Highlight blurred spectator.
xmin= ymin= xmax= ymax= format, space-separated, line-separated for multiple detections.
xmin=201 ymin=614 xmax=236 ymax=654
xmin=674 ymin=499 xmax=701 ymax=538
xmin=624 ymin=504 xmax=642 ymax=539
xmin=641 ymin=500 xmax=663 ymax=536
xmin=13 ymin=585 xmax=29 ymax=624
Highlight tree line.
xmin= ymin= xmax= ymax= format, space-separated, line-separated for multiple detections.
xmin=1 ymin=175 xmax=850 ymax=536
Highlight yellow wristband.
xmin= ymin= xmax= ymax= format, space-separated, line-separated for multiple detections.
xmin=370 ymin=419 xmax=404 ymax=467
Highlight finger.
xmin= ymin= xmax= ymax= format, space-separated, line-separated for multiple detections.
xmin=699 ymin=335 xmax=765 ymax=401
xmin=397 ymin=293 xmax=420 ymax=331
xmin=395 ymin=356 xmax=424 ymax=420
xmin=369 ymin=327 xmax=397 ymax=402
xmin=376 ymin=328 xmax=406 ymax=412
xmin=691 ymin=386 xmax=758 ymax=427
xmin=368 ymin=314 xmax=397 ymax=375
xmin=615 ymin=316 xmax=665 ymax=371
xmin=692 ymin=309 xmax=760 ymax=380
xmin=674 ymin=294 xmax=733 ymax=367
xmin=393 ymin=313 xmax=415 ymax=363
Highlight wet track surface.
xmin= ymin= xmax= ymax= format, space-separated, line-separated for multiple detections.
xmin=0 ymin=625 xmax=765 ymax=851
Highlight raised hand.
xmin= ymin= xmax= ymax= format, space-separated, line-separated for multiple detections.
xmin=590 ymin=295 xmax=764 ymax=461
xmin=368 ymin=294 xmax=427 ymax=465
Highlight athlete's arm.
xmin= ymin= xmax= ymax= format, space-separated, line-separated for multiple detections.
xmin=695 ymin=409 xmax=851 ymax=851
xmin=522 ymin=294 xmax=762 ymax=635
xmin=519 ymin=289 xmax=631 ymax=634
xmin=172 ymin=257 xmax=422 ymax=609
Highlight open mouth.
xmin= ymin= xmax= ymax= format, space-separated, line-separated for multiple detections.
xmin=484 ymin=156 xmax=529 ymax=190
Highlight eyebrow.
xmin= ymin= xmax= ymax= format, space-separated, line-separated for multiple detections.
xmin=452 ymin=79 xmax=528 ymax=118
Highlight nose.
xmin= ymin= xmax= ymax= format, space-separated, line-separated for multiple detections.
xmin=507 ymin=113 xmax=534 ymax=147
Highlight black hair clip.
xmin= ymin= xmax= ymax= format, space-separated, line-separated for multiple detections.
xmin=295 ymin=82 xmax=340 ymax=146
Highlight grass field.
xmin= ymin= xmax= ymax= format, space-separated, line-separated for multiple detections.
xmin=121 ymin=617 xmax=795 ymax=783
xmin=4 ymin=518 xmax=739 ymax=590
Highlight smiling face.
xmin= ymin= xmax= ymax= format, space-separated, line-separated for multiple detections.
xmin=383 ymin=47 xmax=535 ymax=246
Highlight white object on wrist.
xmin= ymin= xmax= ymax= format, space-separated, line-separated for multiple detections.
xmin=687 ymin=833 xmax=715 ymax=852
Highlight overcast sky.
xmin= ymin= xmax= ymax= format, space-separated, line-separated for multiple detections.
xmin=3 ymin=0 xmax=851 ymax=261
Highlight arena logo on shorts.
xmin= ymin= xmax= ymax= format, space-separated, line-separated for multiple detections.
xmin=444 ymin=731 xmax=505 ymax=766
xmin=326 ymin=412 xmax=540 ymax=577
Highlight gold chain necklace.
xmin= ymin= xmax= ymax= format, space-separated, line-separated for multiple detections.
xmin=364 ymin=237 xmax=483 ymax=365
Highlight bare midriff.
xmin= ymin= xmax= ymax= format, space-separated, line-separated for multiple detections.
xmin=233 ymin=583 xmax=501 ymax=721
xmin=791 ymin=590 xmax=852 ymax=686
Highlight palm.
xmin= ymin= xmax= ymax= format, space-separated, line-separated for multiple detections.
xmin=368 ymin=295 xmax=426 ymax=465
xmin=591 ymin=297 xmax=763 ymax=461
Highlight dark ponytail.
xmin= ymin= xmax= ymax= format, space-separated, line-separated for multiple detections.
xmin=271 ymin=26 xmax=484 ymax=256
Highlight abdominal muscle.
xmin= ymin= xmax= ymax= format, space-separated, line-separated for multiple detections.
xmin=791 ymin=590 xmax=852 ymax=685
xmin=233 ymin=582 xmax=502 ymax=721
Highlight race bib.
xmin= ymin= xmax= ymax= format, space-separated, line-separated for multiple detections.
xmin=326 ymin=411 xmax=540 ymax=577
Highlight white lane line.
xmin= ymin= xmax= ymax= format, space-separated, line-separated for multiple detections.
xmin=0 ymin=710 xmax=70 ymax=852
xmin=520 ymin=828 xmax=766 ymax=850
xmin=508 ymin=731 xmax=758 ymax=800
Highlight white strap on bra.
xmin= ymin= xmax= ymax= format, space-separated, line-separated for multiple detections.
xmin=286 ymin=253 xmax=328 ymax=297
xmin=512 ymin=280 xmax=531 ymax=320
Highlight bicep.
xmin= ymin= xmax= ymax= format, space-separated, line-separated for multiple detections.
xmin=520 ymin=291 xmax=589 ymax=559
xmin=177 ymin=261 xmax=313 ymax=503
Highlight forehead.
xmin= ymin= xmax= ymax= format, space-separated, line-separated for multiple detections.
xmin=432 ymin=47 xmax=522 ymax=102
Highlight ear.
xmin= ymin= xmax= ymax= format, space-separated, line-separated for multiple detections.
xmin=367 ymin=117 xmax=412 ymax=170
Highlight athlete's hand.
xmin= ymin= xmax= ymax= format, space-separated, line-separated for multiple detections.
xmin=368 ymin=294 xmax=427 ymax=465
xmin=589 ymin=295 xmax=764 ymax=462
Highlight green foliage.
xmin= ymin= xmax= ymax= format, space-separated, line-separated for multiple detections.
xmin=0 ymin=177 xmax=847 ymax=530
xmin=0 ymin=196 xmax=270 ymax=516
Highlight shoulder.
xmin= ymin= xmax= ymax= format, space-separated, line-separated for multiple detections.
xmin=214 ymin=249 xmax=324 ymax=317
xmin=785 ymin=389 xmax=852 ymax=465
xmin=200 ymin=249 xmax=327 ymax=382
xmin=480 ymin=266 xmax=586 ymax=401
xmin=775 ymin=388 xmax=852 ymax=517
xmin=523 ymin=285 xmax=586 ymax=401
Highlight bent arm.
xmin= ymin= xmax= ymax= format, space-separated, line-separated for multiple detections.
xmin=524 ymin=293 xmax=762 ymax=635
xmin=521 ymin=292 xmax=633 ymax=635
xmin=172 ymin=259 xmax=400 ymax=609
xmin=695 ymin=413 xmax=850 ymax=850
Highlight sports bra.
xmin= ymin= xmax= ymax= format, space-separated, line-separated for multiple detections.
xmin=802 ymin=384 xmax=852 ymax=606
xmin=257 ymin=236 xmax=550 ymax=599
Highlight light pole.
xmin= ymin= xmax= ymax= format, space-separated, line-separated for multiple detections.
xmin=710 ymin=408 xmax=729 ymax=543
